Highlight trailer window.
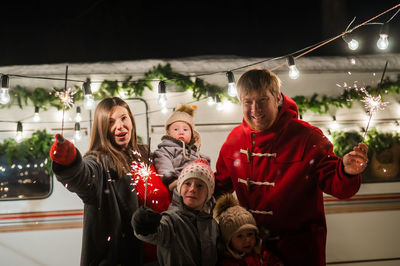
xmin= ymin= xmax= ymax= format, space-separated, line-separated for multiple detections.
xmin=0 ymin=156 xmax=52 ymax=200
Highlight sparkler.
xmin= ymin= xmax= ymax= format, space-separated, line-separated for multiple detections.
xmin=130 ymin=138 xmax=153 ymax=207
xmin=54 ymin=66 xmax=76 ymax=135
xmin=361 ymin=61 xmax=389 ymax=139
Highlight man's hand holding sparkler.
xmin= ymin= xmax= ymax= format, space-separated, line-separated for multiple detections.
xmin=343 ymin=143 xmax=369 ymax=175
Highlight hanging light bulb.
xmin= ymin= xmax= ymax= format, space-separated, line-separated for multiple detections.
xmin=330 ymin=116 xmax=340 ymax=131
xmin=216 ymin=95 xmax=223 ymax=111
xmin=287 ymin=56 xmax=300 ymax=80
xmin=74 ymin=122 xmax=82 ymax=141
xmin=56 ymin=107 xmax=63 ymax=121
xmin=0 ymin=75 xmax=11 ymax=104
xmin=342 ymin=33 xmax=359 ymax=51
xmin=75 ymin=106 xmax=82 ymax=122
xmin=158 ymin=81 xmax=167 ymax=107
xmin=226 ymin=71 xmax=237 ymax=97
xmin=207 ymin=91 xmax=215 ymax=106
xmin=83 ymin=81 xmax=95 ymax=110
xmin=16 ymin=122 xmax=23 ymax=143
xmin=33 ymin=106 xmax=41 ymax=122
xmin=377 ymin=23 xmax=389 ymax=50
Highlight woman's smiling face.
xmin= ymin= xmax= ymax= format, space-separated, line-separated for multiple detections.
xmin=109 ymin=106 xmax=133 ymax=149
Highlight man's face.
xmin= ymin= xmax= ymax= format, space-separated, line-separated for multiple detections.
xmin=241 ymin=89 xmax=281 ymax=131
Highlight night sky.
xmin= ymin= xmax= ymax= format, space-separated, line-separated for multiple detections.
xmin=1 ymin=0 xmax=400 ymax=66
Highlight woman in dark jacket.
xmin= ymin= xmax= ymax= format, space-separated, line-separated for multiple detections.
xmin=50 ymin=97 xmax=149 ymax=266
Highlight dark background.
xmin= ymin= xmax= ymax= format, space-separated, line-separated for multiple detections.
xmin=1 ymin=0 xmax=400 ymax=66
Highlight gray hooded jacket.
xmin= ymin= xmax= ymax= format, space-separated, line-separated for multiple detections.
xmin=134 ymin=188 xmax=220 ymax=266
xmin=153 ymin=135 xmax=211 ymax=189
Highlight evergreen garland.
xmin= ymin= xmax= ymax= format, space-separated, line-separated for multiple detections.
xmin=1 ymin=65 xmax=399 ymax=115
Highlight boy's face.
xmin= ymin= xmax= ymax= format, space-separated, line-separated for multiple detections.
xmin=168 ymin=121 xmax=192 ymax=144
xmin=180 ymin=178 xmax=208 ymax=210
xmin=230 ymin=229 xmax=256 ymax=255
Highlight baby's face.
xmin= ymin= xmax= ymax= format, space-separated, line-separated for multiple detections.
xmin=168 ymin=121 xmax=192 ymax=144
xmin=230 ymin=229 xmax=256 ymax=255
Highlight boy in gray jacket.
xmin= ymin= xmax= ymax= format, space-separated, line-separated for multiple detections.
xmin=153 ymin=104 xmax=211 ymax=192
xmin=132 ymin=158 xmax=219 ymax=266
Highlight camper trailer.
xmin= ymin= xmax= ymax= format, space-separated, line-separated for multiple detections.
xmin=1 ymin=55 xmax=400 ymax=265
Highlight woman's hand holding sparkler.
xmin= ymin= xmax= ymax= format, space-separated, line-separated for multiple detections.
xmin=50 ymin=134 xmax=77 ymax=165
xmin=343 ymin=143 xmax=369 ymax=175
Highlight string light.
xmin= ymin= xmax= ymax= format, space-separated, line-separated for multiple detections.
xmin=377 ymin=23 xmax=389 ymax=50
xmin=342 ymin=33 xmax=359 ymax=50
xmin=215 ymin=95 xmax=223 ymax=111
xmin=207 ymin=91 xmax=215 ymax=106
xmin=158 ymin=81 xmax=167 ymax=107
xmin=226 ymin=71 xmax=237 ymax=97
xmin=0 ymin=75 xmax=11 ymax=105
xmin=287 ymin=56 xmax=300 ymax=80
xmin=75 ymin=106 xmax=82 ymax=122
xmin=56 ymin=107 xmax=63 ymax=121
xmin=16 ymin=122 xmax=23 ymax=143
xmin=33 ymin=106 xmax=41 ymax=122
xmin=83 ymin=81 xmax=95 ymax=110
xmin=74 ymin=122 xmax=81 ymax=141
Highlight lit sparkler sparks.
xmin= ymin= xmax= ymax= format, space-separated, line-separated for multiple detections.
xmin=55 ymin=87 xmax=77 ymax=109
xmin=360 ymin=88 xmax=388 ymax=115
xmin=361 ymin=60 xmax=389 ymax=139
xmin=129 ymin=150 xmax=156 ymax=207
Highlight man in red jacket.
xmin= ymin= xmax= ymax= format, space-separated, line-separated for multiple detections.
xmin=215 ymin=68 xmax=368 ymax=266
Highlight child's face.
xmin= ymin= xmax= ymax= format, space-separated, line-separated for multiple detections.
xmin=168 ymin=121 xmax=192 ymax=144
xmin=180 ymin=178 xmax=208 ymax=210
xmin=230 ymin=229 xmax=256 ymax=255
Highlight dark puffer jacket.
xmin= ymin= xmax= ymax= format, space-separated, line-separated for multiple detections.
xmin=52 ymin=149 xmax=143 ymax=266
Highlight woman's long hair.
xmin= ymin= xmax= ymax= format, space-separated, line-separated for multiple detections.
xmin=85 ymin=97 xmax=147 ymax=177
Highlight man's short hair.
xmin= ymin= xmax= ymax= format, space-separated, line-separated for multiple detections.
xmin=237 ymin=68 xmax=281 ymax=101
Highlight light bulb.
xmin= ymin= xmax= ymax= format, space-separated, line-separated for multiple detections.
xmin=216 ymin=102 xmax=223 ymax=111
xmin=289 ymin=65 xmax=300 ymax=79
xmin=226 ymin=71 xmax=237 ymax=97
xmin=74 ymin=122 xmax=81 ymax=141
xmin=33 ymin=106 xmax=40 ymax=122
xmin=227 ymin=83 xmax=237 ymax=97
xmin=83 ymin=94 xmax=94 ymax=110
xmin=348 ymin=39 xmax=359 ymax=50
xmin=75 ymin=106 xmax=82 ymax=122
xmin=33 ymin=112 xmax=40 ymax=122
xmin=16 ymin=122 xmax=23 ymax=143
xmin=56 ymin=108 xmax=63 ymax=121
xmin=287 ymin=56 xmax=300 ymax=80
xmin=158 ymin=81 xmax=167 ymax=107
xmin=158 ymin=94 xmax=167 ymax=107
xmin=377 ymin=23 xmax=389 ymax=50
xmin=207 ymin=96 xmax=215 ymax=106
xmin=161 ymin=106 xmax=168 ymax=114
xmin=0 ymin=88 xmax=10 ymax=104
xmin=377 ymin=35 xmax=389 ymax=50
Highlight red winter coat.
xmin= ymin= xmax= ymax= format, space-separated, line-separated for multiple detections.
xmin=220 ymin=250 xmax=282 ymax=266
xmin=215 ymin=94 xmax=361 ymax=266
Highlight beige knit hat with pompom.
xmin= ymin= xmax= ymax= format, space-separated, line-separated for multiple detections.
xmin=214 ymin=194 xmax=259 ymax=250
xmin=165 ymin=104 xmax=201 ymax=147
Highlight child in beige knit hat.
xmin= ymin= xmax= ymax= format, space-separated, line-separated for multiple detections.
xmin=214 ymin=193 xmax=283 ymax=265
xmin=153 ymin=104 xmax=211 ymax=192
